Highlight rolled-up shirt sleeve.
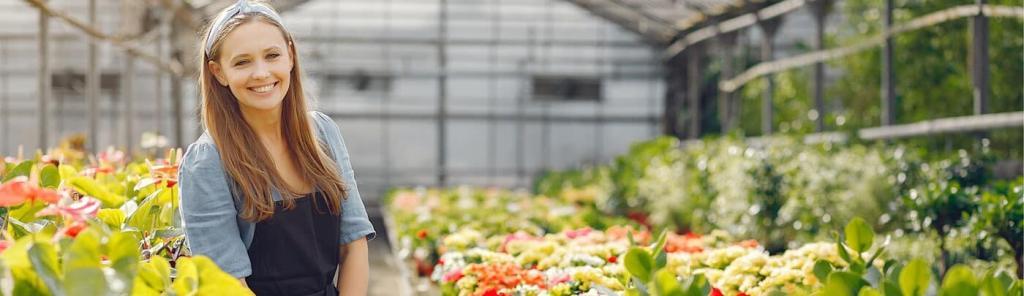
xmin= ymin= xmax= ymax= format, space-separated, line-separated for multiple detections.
xmin=315 ymin=111 xmax=377 ymax=245
xmin=178 ymin=141 xmax=252 ymax=278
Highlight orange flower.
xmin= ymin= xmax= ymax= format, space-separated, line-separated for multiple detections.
xmin=0 ymin=176 xmax=61 ymax=207
xmin=463 ymin=262 xmax=547 ymax=295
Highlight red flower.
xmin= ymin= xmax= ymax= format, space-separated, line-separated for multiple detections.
xmin=416 ymin=229 xmax=428 ymax=239
xmin=607 ymin=255 xmax=618 ymax=263
xmin=0 ymin=176 xmax=62 ymax=207
xmin=481 ymin=288 xmax=501 ymax=296
xmin=710 ymin=288 xmax=723 ymax=296
xmin=60 ymin=221 xmax=88 ymax=238
xmin=0 ymin=240 xmax=11 ymax=254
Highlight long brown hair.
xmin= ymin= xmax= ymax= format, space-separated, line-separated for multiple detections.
xmin=198 ymin=4 xmax=346 ymax=222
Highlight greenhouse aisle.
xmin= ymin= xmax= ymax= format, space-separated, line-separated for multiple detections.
xmin=368 ymin=238 xmax=404 ymax=296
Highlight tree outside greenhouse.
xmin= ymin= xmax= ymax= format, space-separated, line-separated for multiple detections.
xmin=0 ymin=0 xmax=1021 ymax=295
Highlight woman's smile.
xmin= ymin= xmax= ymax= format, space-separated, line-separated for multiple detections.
xmin=248 ymin=81 xmax=279 ymax=94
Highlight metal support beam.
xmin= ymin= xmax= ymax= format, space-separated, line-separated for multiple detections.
xmin=436 ymin=0 xmax=448 ymax=187
xmin=718 ymin=32 xmax=738 ymax=133
xmin=171 ymin=46 xmax=184 ymax=148
xmin=87 ymin=0 xmax=99 ymax=153
xmin=562 ymin=0 xmax=677 ymax=44
xmin=971 ymin=0 xmax=989 ymax=116
xmin=809 ymin=0 xmax=831 ymax=132
xmin=663 ymin=58 xmax=685 ymax=138
xmin=859 ymin=112 xmax=1022 ymax=140
xmin=686 ymin=46 xmax=703 ymax=139
xmin=124 ymin=55 xmax=135 ymax=154
xmin=38 ymin=1 xmax=50 ymax=150
xmin=759 ymin=17 xmax=782 ymax=136
xmin=720 ymin=5 xmax=1024 ymax=92
xmin=1 ymin=43 xmax=7 ymax=151
xmin=156 ymin=19 xmax=168 ymax=139
xmin=881 ymin=0 xmax=896 ymax=126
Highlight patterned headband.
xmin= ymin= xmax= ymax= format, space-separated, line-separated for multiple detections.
xmin=204 ymin=0 xmax=286 ymax=56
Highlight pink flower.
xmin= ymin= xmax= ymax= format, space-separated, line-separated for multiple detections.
xmin=97 ymin=148 xmax=125 ymax=164
xmin=564 ymin=227 xmax=593 ymax=239
xmin=442 ymin=268 xmax=464 ymax=283
xmin=37 ymin=196 xmax=100 ymax=222
xmin=550 ymin=274 xmax=571 ymax=285
xmin=500 ymin=231 xmax=538 ymax=252
xmin=0 ymin=240 xmax=11 ymax=254
xmin=392 ymin=192 xmax=421 ymax=212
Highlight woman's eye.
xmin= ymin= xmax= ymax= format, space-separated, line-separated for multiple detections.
xmin=234 ymin=60 xmax=249 ymax=66
xmin=267 ymin=53 xmax=280 ymax=59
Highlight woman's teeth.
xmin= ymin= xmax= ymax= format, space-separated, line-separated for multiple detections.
xmin=249 ymin=82 xmax=276 ymax=93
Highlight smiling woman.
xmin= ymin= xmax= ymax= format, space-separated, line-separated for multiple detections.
xmin=178 ymin=1 xmax=376 ymax=296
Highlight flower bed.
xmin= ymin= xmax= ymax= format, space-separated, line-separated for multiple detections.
xmin=0 ymin=147 xmax=248 ymax=295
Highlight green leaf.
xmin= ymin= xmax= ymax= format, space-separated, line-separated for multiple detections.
xmin=655 ymin=249 xmax=668 ymax=270
xmin=11 ymin=267 xmax=50 ymax=296
xmin=68 ymin=176 xmax=125 ymax=208
xmin=58 ymin=165 xmax=78 ymax=182
xmin=978 ymin=272 xmax=1006 ymax=296
xmin=624 ymin=248 xmax=655 ymax=283
xmin=28 ymin=242 xmax=65 ymax=296
xmin=192 ymin=256 xmax=253 ymax=295
xmin=814 ymin=260 xmax=834 ymax=283
xmin=899 ymin=259 xmax=931 ymax=296
xmin=845 ymin=217 xmax=874 ymax=254
xmin=135 ymin=256 xmax=172 ymax=293
xmin=680 ymin=274 xmax=711 ymax=296
xmin=824 ymin=271 xmax=870 ymax=296
xmin=39 ymin=165 xmax=60 ymax=188
xmin=882 ymin=280 xmax=902 ymax=296
xmin=3 ymin=160 xmax=33 ymax=182
xmin=654 ymin=269 xmax=683 ymax=296
xmin=939 ymin=265 xmax=978 ymax=296
xmin=127 ymin=191 xmax=166 ymax=233
xmin=8 ymin=201 xmax=48 ymax=224
xmin=108 ymin=231 xmax=141 ymax=294
xmin=172 ymin=257 xmax=199 ymax=295
xmin=858 ymin=287 xmax=883 ymax=296
xmin=62 ymin=226 xmax=102 ymax=273
xmin=97 ymin=209 xmax=126 ymax=230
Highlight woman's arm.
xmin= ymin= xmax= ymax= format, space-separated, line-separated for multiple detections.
xmin=337 ymin=237 xmax=369 ymax=295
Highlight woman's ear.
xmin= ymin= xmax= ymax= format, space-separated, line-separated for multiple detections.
xmin=208 ymin=61 xmax=228 ymax=86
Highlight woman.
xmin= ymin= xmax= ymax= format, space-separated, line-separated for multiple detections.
xmin=177 ymin=1 xmax=375 ymax=295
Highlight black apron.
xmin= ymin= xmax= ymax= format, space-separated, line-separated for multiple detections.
xmin=246 ymin=192 xmax=341 ymax=296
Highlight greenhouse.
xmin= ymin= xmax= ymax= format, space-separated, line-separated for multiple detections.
xmin=0 ymin=0 xmax=1021 ymax=295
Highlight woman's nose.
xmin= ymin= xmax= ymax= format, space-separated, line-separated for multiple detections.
xmin=252 ymin=61 xmax=271 ymax=80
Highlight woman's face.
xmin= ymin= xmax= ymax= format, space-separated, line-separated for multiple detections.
xmin=209 ymin=20 xmax=293 ymax=113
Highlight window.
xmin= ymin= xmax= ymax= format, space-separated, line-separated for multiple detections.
xmin=52 ymin=71 xmax=120 ymax=98
xmin=320 ymin=69 xmax=391 ymax=97
xmin=531 ymin=75 xmax=602 ymax=102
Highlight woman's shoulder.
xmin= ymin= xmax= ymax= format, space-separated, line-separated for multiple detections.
xmin=308 ymin=110 xmax=336 ymax=131
xmin=181 ymin=132 xmax=224 ymax=173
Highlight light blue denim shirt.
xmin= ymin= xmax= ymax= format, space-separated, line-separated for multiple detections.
xmin=177 ymin=111 xmax=376 ymax=278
